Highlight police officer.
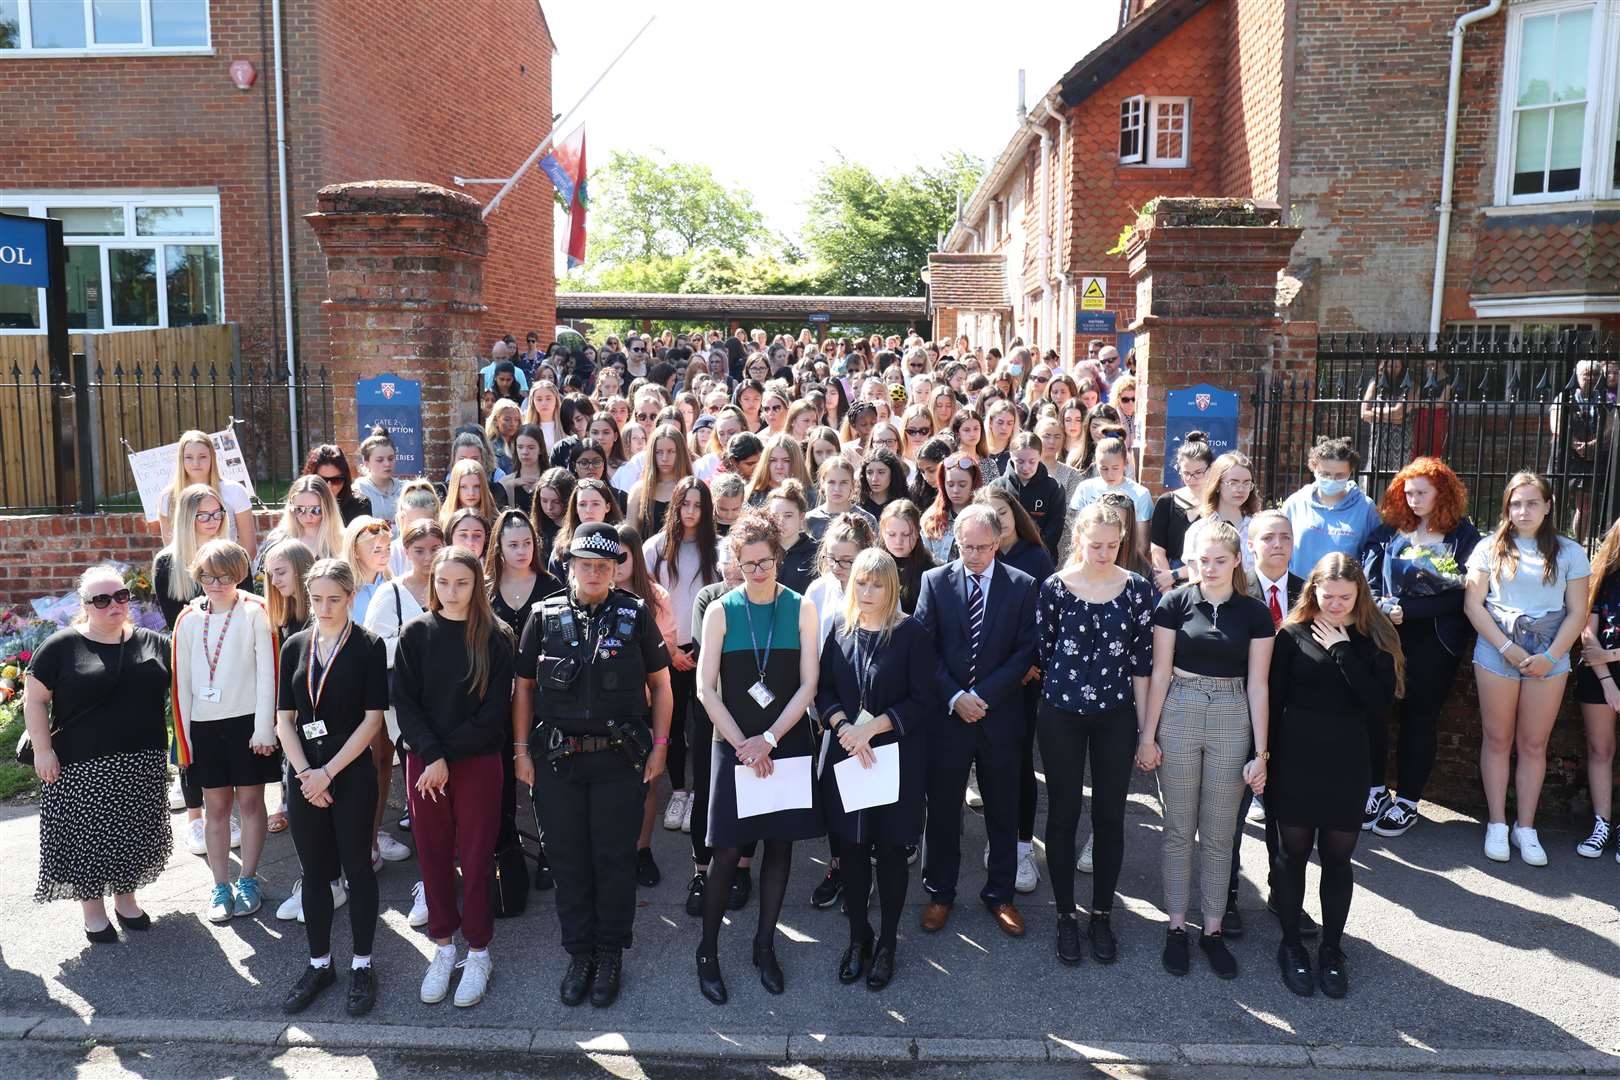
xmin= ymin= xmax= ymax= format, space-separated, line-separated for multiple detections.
xmin=512 ymin=522 xmax=673 ymax=1008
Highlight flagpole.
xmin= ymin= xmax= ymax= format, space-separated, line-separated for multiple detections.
xmin=479 ymin=14 xmax=656 ymax=221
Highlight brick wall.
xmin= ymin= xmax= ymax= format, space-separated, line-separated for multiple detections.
xmin=1218 ymin=0 xmax=1287 ymax=202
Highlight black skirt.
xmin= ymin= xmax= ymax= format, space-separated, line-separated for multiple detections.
xmin=1268 ymin=706 xmax=1372 ymax=831
xmin=36 ymin=750 xmax=172 ymax=902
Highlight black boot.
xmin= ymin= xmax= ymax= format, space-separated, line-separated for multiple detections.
xmin=1278 ymin=941 xmax=1315 ymax=997
xmin=753 ymin=938 xmax=784 ymax=995
xmin=697 ymin=950 xmax=728 ymax=1005
xmin=1055 ymin=913 xmax=1083 ymax=965
xmin=559 ymin=953 xmax=594 ymax=1007
xmin=590 ymin=949 xmax=622 ymax=1007
xmin=839 ymin=937 xmax=872 ymax=984
xmin=1088 ymin=911 xmax=1118 ymax=964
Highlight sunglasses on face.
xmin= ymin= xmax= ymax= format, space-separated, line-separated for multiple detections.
xmin=635 ymin=412 xmax=658 ymax=423
xmin=85 ymin=588 xmax=133 ymax=609
xmin=1119 ymin=395 xmax=1136 ymax=404
xmin=317 ymin=472 xmax=342 ymax=484
xmin=905 ymin=426 xmax=932 ymax=438
xmin=762 ymin=403 xmax=784 ymax=414
xmin=292 ymin=505 xmax=324 ymax=518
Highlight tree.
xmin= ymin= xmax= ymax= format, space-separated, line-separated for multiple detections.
xmin=588 ymin=149 xmax=767 ymax=266
xmin=804 ymin=152 xmax=984 ymax=297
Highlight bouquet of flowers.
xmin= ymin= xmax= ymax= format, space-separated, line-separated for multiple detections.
xmin=1393 ymin=543 xmax=1463 ymax=598
xmin=0 ymin=605 xmax=53 ymax=703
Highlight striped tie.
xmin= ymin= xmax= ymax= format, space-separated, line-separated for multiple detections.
xmin=967 ymin=573 xmax=984 ymax=687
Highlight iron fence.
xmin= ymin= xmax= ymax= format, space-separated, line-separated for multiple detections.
xmin=1253 ymin=332 xmax=1620 ymax=550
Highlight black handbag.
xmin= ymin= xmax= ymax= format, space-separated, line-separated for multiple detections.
xmin=17 ymin=631 xmax=127 ymax=768
xmin=490 ymin=841 xmax=530 ymax=917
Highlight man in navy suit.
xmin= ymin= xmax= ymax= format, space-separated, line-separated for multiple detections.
xmin=913 ymin=504 xmax=1039 ymax=937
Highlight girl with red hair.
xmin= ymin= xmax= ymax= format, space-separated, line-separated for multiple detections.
xmin=1359 ymin=458 xmax=1481 ymax=837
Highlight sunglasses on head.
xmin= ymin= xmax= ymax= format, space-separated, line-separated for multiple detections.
xmin=85 ymin=588 xmax=133 ymax=609
xmin=358 ymin=521 xmax=390 ymax=537
xmin=942 ymin=455 xmax=977 ymax=473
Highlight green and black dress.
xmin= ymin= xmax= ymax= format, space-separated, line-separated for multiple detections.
xmin=705 ymin=585 xmax=823 ymax=849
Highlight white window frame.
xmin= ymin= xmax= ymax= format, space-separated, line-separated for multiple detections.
xmin=1447 ymin=318 xmax=1599 ymax=346
xmin=1494 ymin=0 xmax=1620 ymax=206
xmin=0 ymin=191 xmax=224 ymax=334
xmin=1119 ymin=95 xmax=1190 ymax=168
xmin=1119 ymin=95 xmax=1145 ymax=165
xmin=0 ymin=0 xmax=211 ymax=57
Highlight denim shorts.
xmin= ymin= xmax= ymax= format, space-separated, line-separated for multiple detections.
xmin=1472 ymin=638 xmax=1571 ymax=680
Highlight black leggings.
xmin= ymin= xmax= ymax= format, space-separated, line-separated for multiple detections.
xmin=700 ymin=839 xmax=792 ymax=956
xmin=180 ymin=765 xmax=205 ymax=811
xmin=840 ymin=840 xmax=909 ymax=949
xmin=1019 ymin=682 xmax=1040 ymax=842
xmin=1274 ymin=823 xmax=1358 ymax=950
xmin=287 ymin=758 xmax=379 ymax=959
xmin=1037 ymin=702 xmax=1136 ymax=914
xmin=668 ymin=656 xmax=695 ymax=791
xmin=1369 ymin=622 xmax=1459 ymax=803
xmin=689 ymin=707 xmax=713 ymax=867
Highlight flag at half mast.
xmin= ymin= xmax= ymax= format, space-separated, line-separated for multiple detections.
xmin=539 ymin=126 xmax=588 ymax=269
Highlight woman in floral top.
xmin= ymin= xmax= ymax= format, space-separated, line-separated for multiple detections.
xmin=1035 ymin=503 xmax=1155 ymax=967
xmin=1359 ymin=457 xmax=1480 ymax=838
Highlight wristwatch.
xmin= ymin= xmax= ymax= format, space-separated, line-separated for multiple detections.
xmin=1255 ymin=750 xmax=1271 ymax=761
xmin=762 ymin=730 xmax=779 ymax=749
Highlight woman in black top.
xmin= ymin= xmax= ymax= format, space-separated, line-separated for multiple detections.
xmin=816 ymin=550 xmax=938 ymax=990
xmin=1139 ymin=519 xmax=1273 ymax=980
xmin=857 ymin=448 xmax=906 ymax=523
xmin=766 ymin=479 xmax=821 ymax=596
xmin=877 ymin=500 xmax=934 ymax=614
xmin=486 ymin=509 xmax=562 ymax=639
xmin=1269 ymin=553 xmax=1401 ymax=1000
xmin=276 ymin=558 xmax=389 ymax=1018
xmin=530 ymin=467 xmax=575 ymax=567
xmin=1149 ymin=432 xmax=1213 ymax=591
xmin=305 ymin=444 xmax=374 ymax=525
xmin=25 ymin=564 xmax=172 ymax=943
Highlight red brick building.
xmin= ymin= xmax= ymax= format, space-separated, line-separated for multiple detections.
xmin=0 ymin=0 xmax=557 ymax=380
xmin=933 ymin=0 xmax=1620 ymax=356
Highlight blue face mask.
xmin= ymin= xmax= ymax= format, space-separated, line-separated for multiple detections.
xmin=1008 ymin=365 xmax=1024 ymax=378
xmin=1315 ymin=474 xmax=1349 ymax=497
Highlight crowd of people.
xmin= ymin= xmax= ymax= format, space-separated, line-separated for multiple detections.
xmin=19 ymin=326 xmax=1618 ymax=1016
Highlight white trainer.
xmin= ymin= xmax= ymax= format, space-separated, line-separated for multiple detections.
xmin=229 ymin=816 xmax=242 ymax=850
xmin=408 ymin=880 xmax=430 ymax=928
xmin=454 ymin=951 xmax=492 ymax=1007
xmin=681 ymin=794 xmax=694 ymax=834
xmin=1014 ymin=850 xmax=1039 ymax=894
xmin=376 ymin=830 xmax=411 ymax=862
xmin=420 ymin=946 xmax=457 ymax=1004
xmin=1077 ymin=835 xmax=1095 ymax=874
xmin=1483 ymin=822 xmax=1510 ymax=862
xmin=276 ymin=878 xmax=304 ymax=922
xmin=167 ymin=774 xmax=186 ymax=811
xmin=965 ymin=782 xmax=983 ymax=810
xmin=295 ymin=879 xmax=347 ymax=925
xmin=663 ymin=790 xmax=689 ymax=831
xmin=1512 ymin=825 xmax=1548 ymax=867
xmin=185 ymin=817 xmax=208 ymax=856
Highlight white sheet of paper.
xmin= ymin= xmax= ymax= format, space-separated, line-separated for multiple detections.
xmin=833 ymin=742 xmax=900 ymax=812
xmin=734 ymin=754 xmax=814 ymax=818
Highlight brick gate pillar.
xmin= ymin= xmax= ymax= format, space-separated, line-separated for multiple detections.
xmin=1124 ymin=198 xmax=1302 ymax=491
xmin=305 ymin=181 xmax=487 ymax=480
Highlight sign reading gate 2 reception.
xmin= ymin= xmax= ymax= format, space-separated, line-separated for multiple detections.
xmin=356 ymin=374 xmax=423 ymax=478
xmin=1162 ymin=384 xmax=1239 ymax=489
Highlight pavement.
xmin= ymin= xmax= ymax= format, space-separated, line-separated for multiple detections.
xmin=0 ymin=763 xmax=1617 ymax=1077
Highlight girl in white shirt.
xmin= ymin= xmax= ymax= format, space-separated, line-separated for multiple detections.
xmin=158 ymin=429 xmax=256 ymax=552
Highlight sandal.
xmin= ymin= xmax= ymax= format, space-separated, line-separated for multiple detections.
xmin=267 ymin=811 xmax=289 ymax=834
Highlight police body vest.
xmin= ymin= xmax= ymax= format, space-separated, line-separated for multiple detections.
xmin=533 ymin=588 xmax=650 ymax=735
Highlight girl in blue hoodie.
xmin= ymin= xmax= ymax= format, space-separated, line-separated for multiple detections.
xmin=1281 ymin=437 xmax=1382 ymax=580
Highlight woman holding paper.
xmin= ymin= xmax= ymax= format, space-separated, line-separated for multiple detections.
xmin=694 ymin=509 xmax=823 ymax=1005
xmin=816 ymin=549 xmax=937 ymax=990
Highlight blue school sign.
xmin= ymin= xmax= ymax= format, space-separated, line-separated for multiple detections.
xmin=1163 ymin=383 xmax=1239 ymax=488
xmin=0 ymin=214 xmax=52 ymax=288
xmin=356 ymin=374 xmax=423 ymax=478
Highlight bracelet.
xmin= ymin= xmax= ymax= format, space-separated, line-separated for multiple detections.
xmin=1255 ymin=751 xmax=1270 ymax=761
xmin=1496 ymin=639 xmax=1515 ymax=656
xmin=1543 ymin=651 xmax=1558 ymax=665
xmin=653 ymin=737 xmax=669 ymax=746
xmin=514 ymin=741 xmax=529 ymax=750
xmin=1600 ymin=674 xmax=1614 ymax=683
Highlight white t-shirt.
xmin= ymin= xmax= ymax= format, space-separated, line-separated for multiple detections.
xmin=161 ymin=479 xmax=252 ymax=525
xmin=611 ymin=458 xmax=644 ymax=495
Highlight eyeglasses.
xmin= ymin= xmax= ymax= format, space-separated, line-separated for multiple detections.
xmin=942 ymin=455 xmax=978 ymax=473
xmin=292 ymin=504 xmax=324 ymax=518
xmin=195 ymin=509 xmax=227 ymax=524
xmin=197 ymin=572 xmax=236 ymax=587
xmin=1179 ymin=467 xmax=1208 ymax=482
xmin=905 ymin=426 xmax=932 ymax=438
xmin=827 ymin=555 xmax=855 ymax=569
xmin=739 ymin=557 xmax=777 ymax=574
xmin=85 ymin=588 xmax=133 ymax=609
xmin=1221 ymin=477 xmax=1255 ymax=489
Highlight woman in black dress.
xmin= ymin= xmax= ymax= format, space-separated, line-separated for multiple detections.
xmin=694 ymin=510 xmax=823 ymax=1004
xmin=486 ymin=509 xmax=562 ymax=639
xmin=1268 ymin=552 xmax=1402 ymax=1000
xmin=816 ymin=550 xmax=937 ymax=989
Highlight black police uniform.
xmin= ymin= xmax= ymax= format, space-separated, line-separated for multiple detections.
xmin=517 ymin=585 xmax=669 ymax=960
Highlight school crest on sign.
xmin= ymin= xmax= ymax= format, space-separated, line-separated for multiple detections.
xmin=1196 ymin=393 xmax=1212 ymax=410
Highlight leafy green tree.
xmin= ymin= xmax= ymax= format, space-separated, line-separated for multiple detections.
xmin=588 ymin=150 xmax=767 ymax=266
xmin=804 ymin=153 xmax=984 ymax=297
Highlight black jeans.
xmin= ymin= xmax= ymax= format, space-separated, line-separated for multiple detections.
xmin=1369 ymin=620 xmax=1459 ymax=803
xmin=1037 ymin=702 xmax=1136 ymax=914
xmin=688 ymin=703 xmax=713 ymax=867
xmin=1019 ymin=681 xmax=1040 ymax=842
xmin=287 ymin=756 xmax=378 ymax=959
xmin=533 ymin=749 xmax=644 ymax=955
xmin=667 ymin=655 xmax=696 ymax=791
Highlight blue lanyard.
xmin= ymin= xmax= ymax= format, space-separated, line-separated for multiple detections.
xmin=744 ymin=590 xmax=780 ymax=682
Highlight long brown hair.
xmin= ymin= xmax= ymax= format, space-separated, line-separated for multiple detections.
xmin=426 ymin=546 xmax=512 ymax=699
xmin=262 ymin=537 xmax=315 ymax=633
xmin=1590 ymin=517 xmax=1620 ymax=609
xmin=631 ymin=423 xmax=694 ymax=537
xmin=1286 ymin=552 xmax=1405 ymax=698
xmin=973 ymin=486 xmax=1043 ymax=549
xmin=654 ymin=475 xmax=719 ymax=589
xmin=1487 ymin=472 xmax=1562 ymax=586
xmin=1096 ymin=491 xmax=1153 ymax=577
xmin=486 ymin=508 xmax=541 ymax=592
xmin=613 ymin=523 xmax=664 ymax=622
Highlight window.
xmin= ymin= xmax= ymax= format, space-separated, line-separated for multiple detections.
xmin=1447 ymin=319 xmax=1598 ymax=347
xmin=0 ymin=194 xmax=223 ymax=333
xmin=0 ymin=0 xmax=209 ymax=54
xmin=1119 ymin=95 xmax=1190 ymax=167
xmin=1497 ymin=1 xmax=1620 ymax=204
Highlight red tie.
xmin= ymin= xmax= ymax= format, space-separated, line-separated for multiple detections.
xmin=1268 ymin=584 xmax=1283 ymax=629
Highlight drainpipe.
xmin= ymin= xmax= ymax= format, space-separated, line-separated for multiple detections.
xmin=271 ymin=0 xmax=300 ymax=455
xmin=1042 ymin=97 xmax=1070 ymax=363
xmin=1430 ymin=0 xmax=1505 ymax=338
xmin=1038 ymin=120 xmax=1052 ymax=350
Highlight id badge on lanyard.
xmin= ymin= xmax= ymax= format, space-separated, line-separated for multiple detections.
xmin=745 ymin=593 xmax=780 ymax=709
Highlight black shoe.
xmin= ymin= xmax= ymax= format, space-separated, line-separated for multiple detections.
xmin=534 ymin=849 xmax=555 ymax=892
xmin=1089 ymin=911 xmax=1118 ymax=964
xmin=1267 ymin=895 xmax=1319 ymax=939
xmin=1162 ymin=927 xmax=1189 ymax=976
xmin=115 ymin=910 xmax=152 ymax=932
xmin=282 ymin=964 xmax=336 ymax=1014
xmin=590 ymin=949 xmax=622 ymax=1007
xmin=728 ymin=867 xmax=752 ymax=911
xmin=697 ymin=950 xmax=728 ymax=1005
xmin=560 ymin=953 xmax=595 ymax=1007
xmin=1221 ymin=897 xmax=1245 ymax=939
xmin=1278 ymin=942 xmax=1315 ymax=996
xmin=346 ymin=966 xmax=377 ymax=1016
xmin=753 ymin=939 xmax=784 ymax=995
xmin=811 ymin=867 xmax=843 ymax=909
xmin=1199 ymin=932 xmax=1238 ymax=980
xmin=1318 ymin=943 xmax=1348 ymax=999
xmin=866 ymin=943 xmax=895 ymax=990
xmin=85 ymin=923 xmax=119 ymax=945
xmin=685 ymin=871 xmax=707 ymax=917
xmin=839 ymin=938 xmax=872 ymax=984
xmin=636 ymin=847 xmax=660 ymax=888
xmin=1055 ymin=913 xmax=1083 ymax=965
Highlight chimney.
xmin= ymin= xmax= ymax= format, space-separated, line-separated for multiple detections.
xmin=1016 ymin=69 xmax=1027 ymax=122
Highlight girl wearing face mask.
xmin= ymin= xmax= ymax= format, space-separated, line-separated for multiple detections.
xmin=1268 ymin=555 xmax=1401 ymax=1000
xmin=1281 ymin=437 xmax=1382 ymax=580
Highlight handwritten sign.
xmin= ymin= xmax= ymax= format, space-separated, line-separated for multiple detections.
xmin=128 ymin=427 xmax=255 ymax=522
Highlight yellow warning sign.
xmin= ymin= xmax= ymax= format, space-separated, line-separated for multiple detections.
xmin=1081 ymin=276 xmax=1107 ymax=311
